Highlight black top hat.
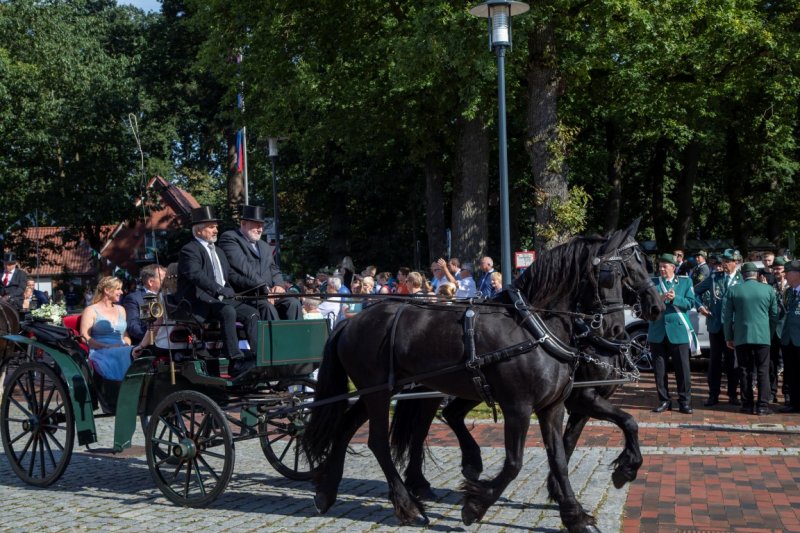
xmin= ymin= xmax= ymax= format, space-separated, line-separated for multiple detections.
xmin=189 ymin=206 xmax=220 ymax=225
xmin=2 ymin=252 xmax=16 ymax=264
xmin=240 ymin=205 xmax=265 ymax=222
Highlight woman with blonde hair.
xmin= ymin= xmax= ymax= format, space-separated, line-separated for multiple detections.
xmin=80 ymin=276 xmax=143 ymax=380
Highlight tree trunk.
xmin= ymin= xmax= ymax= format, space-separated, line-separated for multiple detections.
xmin=671 ymin=137 xmax=700 ymax=249
xmin=603 ymin=120 xmax=622 ymax=232
xmin=424 ymin=154 xmax=446 ymax=262
xmin=453 ymin=115 xmax=489 ymax=266
xmin=526 ymin=21 xmax=568 ymax=251
xmin=724 ymin=127 xmax=748 ymax=255
xmin=227 ymin=131 xmax=245 ymax=214
xmin=650 ymin=136 xmax=670 ymax=250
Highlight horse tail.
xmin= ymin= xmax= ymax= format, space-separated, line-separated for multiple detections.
xmin=302 ymin=321 xmax=350 ymax=467
xmin=389 ymin=396 xmax=418 ymax=466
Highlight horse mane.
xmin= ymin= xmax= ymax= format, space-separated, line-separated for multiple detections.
xmin=514 ymin=235 xmax=605 ymax=311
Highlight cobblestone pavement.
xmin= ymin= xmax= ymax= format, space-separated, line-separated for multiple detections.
xmin=2 ymin=367 xmax=800 ymax=532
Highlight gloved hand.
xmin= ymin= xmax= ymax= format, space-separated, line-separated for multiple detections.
xmin=218 ymin=286 xmax=236 ymax=299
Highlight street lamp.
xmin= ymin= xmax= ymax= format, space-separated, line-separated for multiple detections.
xmin=268 ymin=137 xmax=281 ymax=268
xmin=469 ymin=0 xmax=529 ymax=287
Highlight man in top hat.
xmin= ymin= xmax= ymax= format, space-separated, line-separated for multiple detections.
xmin=780 ymin=259 xmax=800 ymax=412
xmin=1 ymin=253 xmax=28 ymax=307
xmin=694 ymin=248 xmax=744 ymax=406
xmin=175 ymin=206 xmax=260 ymax=375
xmin=723 ymin=262 xmax=779 ymax=415
xmin=691 ymin=250 xmax=710 ymax=286
xmin=648 ymin=253 xmax=697 ymax=414
xmin=218 ymin=205 xmax=302 ymax=323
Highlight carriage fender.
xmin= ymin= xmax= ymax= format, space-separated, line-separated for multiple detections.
xmin=113 ymin=356 xmax=155 ymax=452
xmin=3 ymin=334 xmax=98 ymax=446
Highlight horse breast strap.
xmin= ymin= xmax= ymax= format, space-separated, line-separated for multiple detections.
xmin=463 ymin=308 xmax=499 ymax=422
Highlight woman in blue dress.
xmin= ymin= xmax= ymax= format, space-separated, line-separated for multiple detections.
xmin=80 ymin=276 xmax=144 ymax=381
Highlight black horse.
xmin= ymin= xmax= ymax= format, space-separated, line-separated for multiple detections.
xmin=302 ymin=223 xmax=662 ymax=532
xmin=391 ymin=240 xmax=649 ymax=505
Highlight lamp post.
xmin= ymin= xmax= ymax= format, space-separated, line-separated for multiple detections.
xmin=469 ymin=0 xmax=529 ymax=287
xmin=268 ymin=137 xmax=281 ymax=268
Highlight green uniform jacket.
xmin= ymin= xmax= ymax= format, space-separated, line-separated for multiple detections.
xmin=722 ymin=279 xmax=778 ymax=346
xmin=781 ymin=287 xmax=800 ymax=347
xmin=648 ymin=276 xmax=696 ymax=344
xmin=693 ymin=271 xmax=743 ymax=333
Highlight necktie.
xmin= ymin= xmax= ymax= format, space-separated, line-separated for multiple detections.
xmin=251 ymin=241 xmax=260 ymax=257
xmin=2 ymin=272 xmax=8 ymax=286
xmin=208 ymin=243 xmax=225 ymax=286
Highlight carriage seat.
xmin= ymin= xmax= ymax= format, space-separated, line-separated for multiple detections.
xmin=62 ymin=314 xmax=89 ymax=355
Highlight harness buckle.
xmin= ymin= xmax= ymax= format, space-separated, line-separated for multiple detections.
xmin=590 ymin=313 xmax=603 ymax=330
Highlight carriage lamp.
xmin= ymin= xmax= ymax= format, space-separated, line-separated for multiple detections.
xmin=469 ymin=0 xmax=529 ymax=288
xmin=268 ymin=137 xmax=281 ymax=268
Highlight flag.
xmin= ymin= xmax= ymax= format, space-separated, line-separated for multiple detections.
xmin=235 ymin=129 xmax=245 ymax=174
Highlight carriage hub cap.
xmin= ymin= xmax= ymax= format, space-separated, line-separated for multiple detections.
xmin=22 ymin=416 xmax=39 ymax=432
xmin=173 ymin=439 xmax=197 ymax=459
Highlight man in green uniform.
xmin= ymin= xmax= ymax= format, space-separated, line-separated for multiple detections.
xmin=648 ymin=253 xmax=697 ymax=414
xmin=780 ymin=260 xmax=800 ymax=413
xmin=723 ymin=262 xmax=779 ymax=415
xmin=694 ymin=249 xmax=743 ymax=406
xmin=691 ymin=250 xmax=711 ymax=286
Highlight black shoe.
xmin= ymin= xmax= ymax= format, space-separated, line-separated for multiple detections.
xmin=779 ymin=405 xmax=800 ymax=413
xmin=729 ymin=397 xmax=742 ymax=406
xmin=703 ymin=397 xmax=719 ymax=407
xmin=757 ymin=407 xmax=773 ymax=416
xmin=228 ymin=356 xmax=256 ymax=378
xmin=739 ymin=404 xmax=754 ymax=414
xmin=679 ymin=404 xmax=694 ymax=414
xmin=653 ymin=401 xmax=672 ymax=413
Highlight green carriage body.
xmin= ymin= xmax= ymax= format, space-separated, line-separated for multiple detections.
xmin=2 ymin=318 xmax=328 ymax=454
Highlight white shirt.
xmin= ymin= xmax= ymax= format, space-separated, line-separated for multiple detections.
xmin=456 ymin=276 xmax=477 ymax=298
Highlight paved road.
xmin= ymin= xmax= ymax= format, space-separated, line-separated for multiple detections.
xmin=1 ymin=416 xmax=629 ymax=532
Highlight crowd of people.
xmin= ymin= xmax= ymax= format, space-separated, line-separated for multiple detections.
xmin=647 ymin=248 xmax=799 ymax=416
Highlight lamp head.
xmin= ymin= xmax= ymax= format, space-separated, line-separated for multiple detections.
xmin=469 ymin=0 xmax=530 ymax=50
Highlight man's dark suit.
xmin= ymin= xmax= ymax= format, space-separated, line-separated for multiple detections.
xmin=176 ymin=238 xmax=259 ymax=359
xmin=218 ymin=230 xmax=302 ymax=321
xmin=122 ymin=288 xmax=153 ymax=345
xmin=1 ymin=268 xmax=28 ymax=307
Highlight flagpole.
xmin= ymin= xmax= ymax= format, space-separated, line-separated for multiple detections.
xmin=242 ymin=126 xmax=249 ymax=204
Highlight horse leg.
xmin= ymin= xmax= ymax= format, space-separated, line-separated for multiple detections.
xmin=538 ymin=403 xmax=599 ymax=533
xmin=364 ymin=392 xmax=428 ymax=526
xmin=547 ymin=408 xmax=589 ymax=503
xmin=394 ymin=396 xmax=441 ymax=500
xmin=441 ymin=397 xmax=483 ymax=481
xmin=314 ymin=398 xmax=368 ymax=514
xmin=460 ymin=403 xmax=530 ymax=526
xmin=579 ymin=395 xmax=642 ymax=488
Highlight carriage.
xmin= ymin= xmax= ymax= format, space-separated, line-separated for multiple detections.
xmin=0 ymin=300 xmax=328 ymax=507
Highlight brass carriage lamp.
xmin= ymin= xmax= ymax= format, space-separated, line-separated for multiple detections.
xmin=468 ymin=0 xmax=529 ymax=288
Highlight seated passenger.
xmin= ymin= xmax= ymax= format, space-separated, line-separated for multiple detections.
xmin=122 ymin=263 xmax=167 ymax=345
xmin=80 ymin=276 xmax=142 ymax=380
xmin=218 ymin=204 xmax=302 ymax=321
xmin=175 ymin=206 xmax=260 ymax=368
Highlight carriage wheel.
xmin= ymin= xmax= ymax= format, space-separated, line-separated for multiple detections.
xmin=629 ymin=327 xmax=654 ymax=372
xmin=259 ymin=377 xmax=318 ymax=480
xmin=0 ymin=362 xmax=75 ymax=487
xmin=145 ymin=390 xmax=234 ymax=507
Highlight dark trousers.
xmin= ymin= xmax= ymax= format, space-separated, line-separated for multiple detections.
xmin=736 ymin=344 xmax=771 ymax=409
xmin=207 ymin=299 xmax=259 ymax=359
xmin=652 ymin=340 xmax=692 ymax=405
xmin=707 ymin=330 xmax=739 ymax=400
xmin=253 ymin=296 xmax=303 ymax=321
xmin=769 ymin=334 xmax=783 ymax=400
xmin=783 ymin=343 xmax=800 ymax=409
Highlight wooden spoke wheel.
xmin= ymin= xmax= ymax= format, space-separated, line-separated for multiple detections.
xmin=145 ymin=390 xmax=234 ymax=507
xmin=259 ymin=377 xmax=318 ymax=480
xmin=0 ymin=362 xmax=74 ymax=487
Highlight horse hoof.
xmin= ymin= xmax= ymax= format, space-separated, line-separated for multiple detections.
xmin=612 ymin=468 xmax=635 ymax=489
xmin=414 ymin=513 xmax=430 ymax=527
xmin=314 ymin=492 xmax=332 ymax=514
xmin=411 ymin=486 xmax=437 ymax=501
xmin=461 ymin=502 xmax=484 ymax=526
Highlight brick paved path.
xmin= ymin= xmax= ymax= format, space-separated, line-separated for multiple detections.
xmin=2 ymin=366 xmax=799 ymax=532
